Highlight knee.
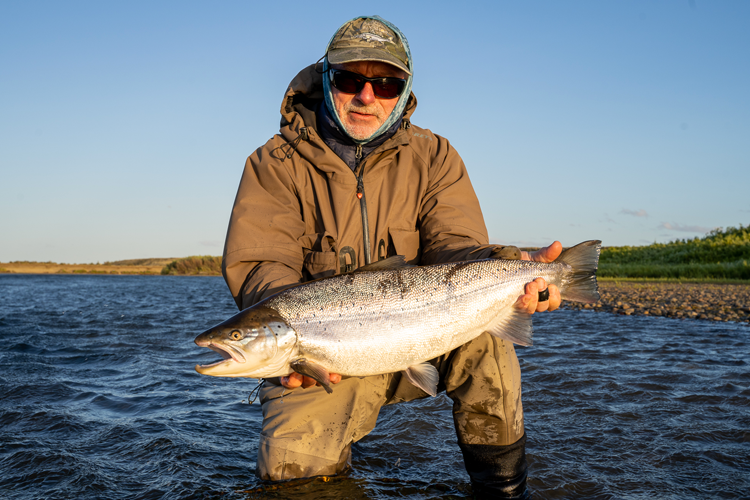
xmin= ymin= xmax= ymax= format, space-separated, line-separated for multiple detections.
xmin=257 ymin=439 xmax=352 ymax=481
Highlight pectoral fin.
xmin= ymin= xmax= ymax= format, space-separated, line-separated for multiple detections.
xmin=402 ymin=362 xmax=439 ymax=397
xmin=485 ymin=306 xmax=534 ymax=346
xmin=290 ymin=358 xmax=333 ymax=394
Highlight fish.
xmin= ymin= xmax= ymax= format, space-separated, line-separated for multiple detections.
xmin=194 ymin=240 xmax=601 ymax=396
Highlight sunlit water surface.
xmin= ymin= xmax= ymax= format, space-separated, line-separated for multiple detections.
xmin=1 ymin=275 xmax=748 ymax=499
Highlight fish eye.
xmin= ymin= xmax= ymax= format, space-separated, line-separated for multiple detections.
xmin=230 ymin=330 xmax=243 ymax=341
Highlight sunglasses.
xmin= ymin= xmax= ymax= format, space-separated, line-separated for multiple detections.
xmin=329 ymin=69 xmax=406 ymax=99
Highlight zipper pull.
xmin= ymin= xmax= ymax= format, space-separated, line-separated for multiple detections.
xmin=356 ymin=180 xmax=363 ymax=199
xmin=355 ymin=144 xmax=362 ymax=160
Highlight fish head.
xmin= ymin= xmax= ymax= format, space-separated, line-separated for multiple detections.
xmin=194 ymin=306 xmax=297 ymax=378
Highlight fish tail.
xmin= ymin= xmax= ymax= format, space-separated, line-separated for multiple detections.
xmin=556 ymin=240 xmax=601 ymax=303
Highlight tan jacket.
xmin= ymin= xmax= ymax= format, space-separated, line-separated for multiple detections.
xmin=223 ymin=65 xmax=498 ymax=309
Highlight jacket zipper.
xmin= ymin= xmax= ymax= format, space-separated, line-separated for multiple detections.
xmin=354 ymin=144 xmax=372 ymax=265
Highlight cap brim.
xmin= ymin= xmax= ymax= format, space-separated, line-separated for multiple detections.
xmin=327 ymin=48 xmax=411 ymax=75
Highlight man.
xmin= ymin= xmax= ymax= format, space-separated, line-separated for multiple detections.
xmin=221 ymin=15 xmax=561 ymax=499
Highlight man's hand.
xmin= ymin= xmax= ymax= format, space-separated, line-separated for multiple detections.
xmin=281 ymin=372 xmax=342 ymax=389
xmin=515 ymin=241 xmax=563 ymax=313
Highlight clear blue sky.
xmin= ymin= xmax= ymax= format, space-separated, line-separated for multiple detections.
xmin=2 ymin=1 xmax=748 ymax=263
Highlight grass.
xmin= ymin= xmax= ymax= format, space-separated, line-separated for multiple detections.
xmin=599 ymin=224 xmax=750 ymax=280
xmin=161 ymin=256 xmax=222 ymax=276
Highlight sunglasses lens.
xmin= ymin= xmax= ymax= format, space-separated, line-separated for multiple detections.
xmin=331 ymin=70 xmax=405 ymax=99
xmin=332 ymin=72 xmax=363 ymax=94
xmin=372 ymin=80 xmax=405 ymax=99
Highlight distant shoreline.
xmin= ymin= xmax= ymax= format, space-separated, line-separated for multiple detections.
xmin=0 ymin=260 xmax=186 ymax=276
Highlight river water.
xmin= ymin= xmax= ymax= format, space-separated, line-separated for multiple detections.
xmin=1 ymin=274 xmax=748 ymax=499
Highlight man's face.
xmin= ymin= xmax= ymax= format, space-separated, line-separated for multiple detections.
xmin=330 ymin=60 xmax=407 ymax=141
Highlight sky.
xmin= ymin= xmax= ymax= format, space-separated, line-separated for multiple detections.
xmin=1 ymin=1 xmax=748 ymax=263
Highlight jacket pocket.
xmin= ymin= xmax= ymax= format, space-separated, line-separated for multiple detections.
xmin=302 ymin=250 xmax=337 ymax=280
xmin=388 ymin=228 xmax=421 ymax=265
xmin=300 ymin=232 xmax=338 ymax=281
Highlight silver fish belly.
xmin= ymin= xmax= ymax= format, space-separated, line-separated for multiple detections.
xmin=194 ymin=240 xmax=601 ymax=395
xmin=266 ymin=259 xmax=566 ymax=375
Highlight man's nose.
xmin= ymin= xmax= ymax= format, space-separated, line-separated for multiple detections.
xmin=355 ymin=82 xmax=376 ymax=105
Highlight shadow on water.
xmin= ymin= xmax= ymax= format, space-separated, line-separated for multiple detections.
xmin=1 ymin=274 xmax=748 ymax=499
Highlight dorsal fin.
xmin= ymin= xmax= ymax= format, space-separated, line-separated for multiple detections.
xmin=354 ymin=255 xmax=414 ymax=272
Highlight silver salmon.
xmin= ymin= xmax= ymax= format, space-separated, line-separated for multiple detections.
xmin=194 ymin=240 xmax=601 ymax=396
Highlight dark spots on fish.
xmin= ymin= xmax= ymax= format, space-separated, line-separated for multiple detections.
xmin=444 ymin=262 xmax=473 ymax=284
xmin=395 ymin=270 xmax=409 ymax=297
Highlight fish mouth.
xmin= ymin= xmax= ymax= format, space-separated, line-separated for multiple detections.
xmin=196 ymin=342 xmax=247 ymax=369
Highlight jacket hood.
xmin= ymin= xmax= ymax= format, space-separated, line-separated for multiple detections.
xmin=280 ymin=64 xmax=417 ymax=137
xmin=320 ymin=15 xmax=414 ymax=145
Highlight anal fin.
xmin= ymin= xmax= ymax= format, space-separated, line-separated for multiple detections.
xmin=290 ymin=358 xmax=333 ymax=394
xmin=402 ymin=362 xmax=439 ymax=397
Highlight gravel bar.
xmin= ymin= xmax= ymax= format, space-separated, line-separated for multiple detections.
xmin=563 ymin=281 xmax=750 ymax=324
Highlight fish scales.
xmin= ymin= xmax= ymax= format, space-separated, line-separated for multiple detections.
xmin=264 ymin=258 xmax=570 ymax=376
xmin=194 ymin=240 xmax=601 ymax=390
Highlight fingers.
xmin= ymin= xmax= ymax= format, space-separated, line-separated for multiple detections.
xmin=280 ymin=372 xmax=303 ymax=389
xmin=533 ymin=279 xmax=550 ymax=312
xmin=515 ymin=279 xmax=540 ymax=314
xmin=280 ymin=371 xmax=343 ymax=389
xmin=301 ymin=375 xmax=317 ymax=388
xmin=547 ymin=284 xmax=561 ymax=311
xmin=514 ymin=279 xmax=562 ymax=314
xmin=280 ymin=373 xmax=316 ymax=389
xmin=528 ymin=241 xmax=563 ymax=263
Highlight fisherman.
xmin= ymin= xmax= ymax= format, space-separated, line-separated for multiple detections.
xmin=221 ymin=15 xmax=562 ymax=499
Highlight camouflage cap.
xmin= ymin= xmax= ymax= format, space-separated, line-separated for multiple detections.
xmin=326 ymin=17 xmax=411 ymax=75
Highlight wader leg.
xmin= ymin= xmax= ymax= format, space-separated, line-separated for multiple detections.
xmin=459 ymin=434 xmax=529 ymax=500
xmin=256 ymin=374 xmax=391 ymax=481
xmin=443 ymin=332 xmax=528 ymax=498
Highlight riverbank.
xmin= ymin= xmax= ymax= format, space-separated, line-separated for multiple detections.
xmin=0 ymin=259 xmax=172 ymax=275
xmin=565 ymin=281 xmax=750 ymax=324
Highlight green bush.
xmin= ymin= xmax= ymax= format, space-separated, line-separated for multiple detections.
xmin=599 ymin=224 xmax=750 ymax=280
xmin=599 ymin=260 xmax=750 ymax=280
xmin=161 ymin=256 xmax=222 ymax=276
xmin=601 ymin=224 xmax=750 ymax=265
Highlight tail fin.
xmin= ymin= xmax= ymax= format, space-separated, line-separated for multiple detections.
xmin=556 ymin=240 xmax=601 ymax=303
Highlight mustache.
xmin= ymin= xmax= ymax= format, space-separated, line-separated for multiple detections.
xmin=344 ymin=102 xmax=385 ymax=121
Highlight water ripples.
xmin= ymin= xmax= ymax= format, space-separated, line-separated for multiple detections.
xmin=1 ymin=274 xmax=748 ymax=499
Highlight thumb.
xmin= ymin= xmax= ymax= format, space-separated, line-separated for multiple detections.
xmin=531 ymin=241 xmax=562 ymax=263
